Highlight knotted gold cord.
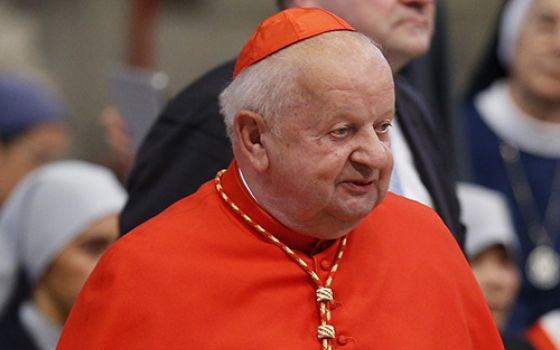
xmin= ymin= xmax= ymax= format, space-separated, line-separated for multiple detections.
xmin=215 ymin=170 xmax=347 ymax=350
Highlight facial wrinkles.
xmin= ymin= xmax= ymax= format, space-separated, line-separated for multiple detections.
xmin=269 ymin=91 xmax=387 ymax=220
xmin=325 ymin=94 xmax=392 ymax=184
xmin=253 ymin=36 xmax=394 ymax=234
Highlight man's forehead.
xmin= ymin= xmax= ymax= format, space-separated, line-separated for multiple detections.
xmin=287 ymin=60 xmax=394 ymax=121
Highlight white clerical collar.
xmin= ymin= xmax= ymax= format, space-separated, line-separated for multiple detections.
xmin=389 ymin=118 xmax=433 ymax=208
xmin=19 ymin=301 xmax=62 ymax=350
xmin=238 ymin=168 xmax=258 ymax=201
xmin=475 ymin=80 xmax=560 ymax=158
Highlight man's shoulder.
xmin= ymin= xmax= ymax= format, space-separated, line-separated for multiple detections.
xmin=358 ymin=194 xmax=471 ymax=288
xmin=374 ymin=192 xmax=443 ymax=221
xmin=114 ymin=180 xmax=222 ymax=256
xmin=365 ymin=193 xmax=461 ymax=251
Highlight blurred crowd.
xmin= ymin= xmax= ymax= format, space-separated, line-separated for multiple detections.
xmin=0 ymin=0 xmax=559 ymax=349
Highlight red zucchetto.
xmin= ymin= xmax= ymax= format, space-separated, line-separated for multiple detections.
xmin=233 ymin=8 xmax=356 ymax=79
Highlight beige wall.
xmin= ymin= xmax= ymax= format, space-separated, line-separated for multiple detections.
xmin=1 ymin=0 xmax=503 ymax=162
xmin=447 ymin=1 xmax=503 ymax=95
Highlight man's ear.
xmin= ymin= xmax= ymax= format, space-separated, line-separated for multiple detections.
xmin=233 ymin=110 xmax=270 ymax=172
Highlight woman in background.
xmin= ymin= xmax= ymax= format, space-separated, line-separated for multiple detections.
xmin=462 ymin=0 xmax=560 ymax=334
xmin=459 ymin=182 xmax=559 ymax=349
xmin=0 ymin=160 xmax=126 ymax=350
xmin=0 ymin=72 xmax=69 ymax=207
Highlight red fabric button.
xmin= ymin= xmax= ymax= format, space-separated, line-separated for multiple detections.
xmin=337 ymin=335 xmax=349 ymax=346
xmin=320 ymin=259 xmax=331 ymax=271
xmin=329 ymin=300 xmax=341 ymax=310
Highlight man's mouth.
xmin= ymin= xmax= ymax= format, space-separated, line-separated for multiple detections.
xmin=351 ymin=180 xmax=373 ymax=186
xmin=398 ymin=16 xmax=429 ymax=28
xmin=343 ymin=179 xmax=375 ymax=192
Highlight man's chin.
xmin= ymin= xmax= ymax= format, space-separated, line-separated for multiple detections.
xmin=334 ymin=203 xmax=378 ymax=223
xmin=392 ymin=36 xmax=431 ymax=59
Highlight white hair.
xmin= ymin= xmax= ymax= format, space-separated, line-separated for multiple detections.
xmin=219 ymin=30 xmax=381 ymax=142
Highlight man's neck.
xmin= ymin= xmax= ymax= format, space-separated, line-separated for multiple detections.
xmin=238 ymin=168 xmax=354 ymax=241
xmin=387 ymin=53 xmax=409 ymax=75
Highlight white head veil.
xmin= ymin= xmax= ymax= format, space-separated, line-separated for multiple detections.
xmin=458 ymin=182 xmax=519 ymax=261
xmin=0 ymin=160 xmax=126 ymax=315
xmin=497 ymin=0 xmax=534 ymax=67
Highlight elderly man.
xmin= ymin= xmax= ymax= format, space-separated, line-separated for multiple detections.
xmin=120 ymin=0 xmax=464 ymax=251
xmin=58 ymin=9 xmax=501 ymax=349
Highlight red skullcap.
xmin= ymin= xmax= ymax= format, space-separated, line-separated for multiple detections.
xmin=233 ymin=8 xmax=356 ymax=79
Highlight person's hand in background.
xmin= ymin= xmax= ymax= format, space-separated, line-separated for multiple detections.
xmin=99 ymin=106 xmax=135 ymax=183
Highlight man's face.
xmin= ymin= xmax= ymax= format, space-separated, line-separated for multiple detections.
xmin=512 ymin=0 xmax=560 ymax=103
xmin=260 ymin=52 xmax=395 ymax=238
xmin=300 ymin=0 xmax=435 ymax=71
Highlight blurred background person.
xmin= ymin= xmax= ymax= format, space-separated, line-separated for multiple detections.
xmin=459 ymin=183 xmax=532 ymax=349
xmin=0 ymin=72 xmax=69 ymax=208
xmin=0 ymin=69 xmax=136 ymax=191
xmin=0 ymin=160 xmax=126 ymax=350
xmin=98 ymin=106 xmax=136 ymax=183
xmin=459 ymin=182 xmax=560 ymax=349
xmin=0 ymin=0 xmax=506 ymax=182
xmin=462 ymin=0 xmax=560 ymax=333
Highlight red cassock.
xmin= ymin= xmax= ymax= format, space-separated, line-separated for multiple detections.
xmin=57 ymin=162 xmax=504 ymax=349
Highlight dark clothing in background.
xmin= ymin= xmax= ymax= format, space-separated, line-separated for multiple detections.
xmin=464 ymin=100 xmax=560 ymax=333
xmin=502 ymin=334 xmax=536 ymax=350
xmin=401 ymin=0 xmax=453 ymax=151
xmin=460 ymin=0 xmax=559 ymax=334
xmin=120 ymin=60 xmax=465 ymax=250
xmin=0 ymin=315 xmax=39 ymax=350
xmin=395 ymin=77 xmax=464 ymax=247
xmin=120 ymin=60 xmax=234 ymax=234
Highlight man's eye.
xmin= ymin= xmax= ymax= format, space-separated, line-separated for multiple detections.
xmin=375 ymin=122 xmax=392 ymax=134
xmin=330 ymin=127 xmax=350 ymax=138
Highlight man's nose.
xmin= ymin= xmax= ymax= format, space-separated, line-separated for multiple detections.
xmin=349 ymin=129 xmax=391 ymax=169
